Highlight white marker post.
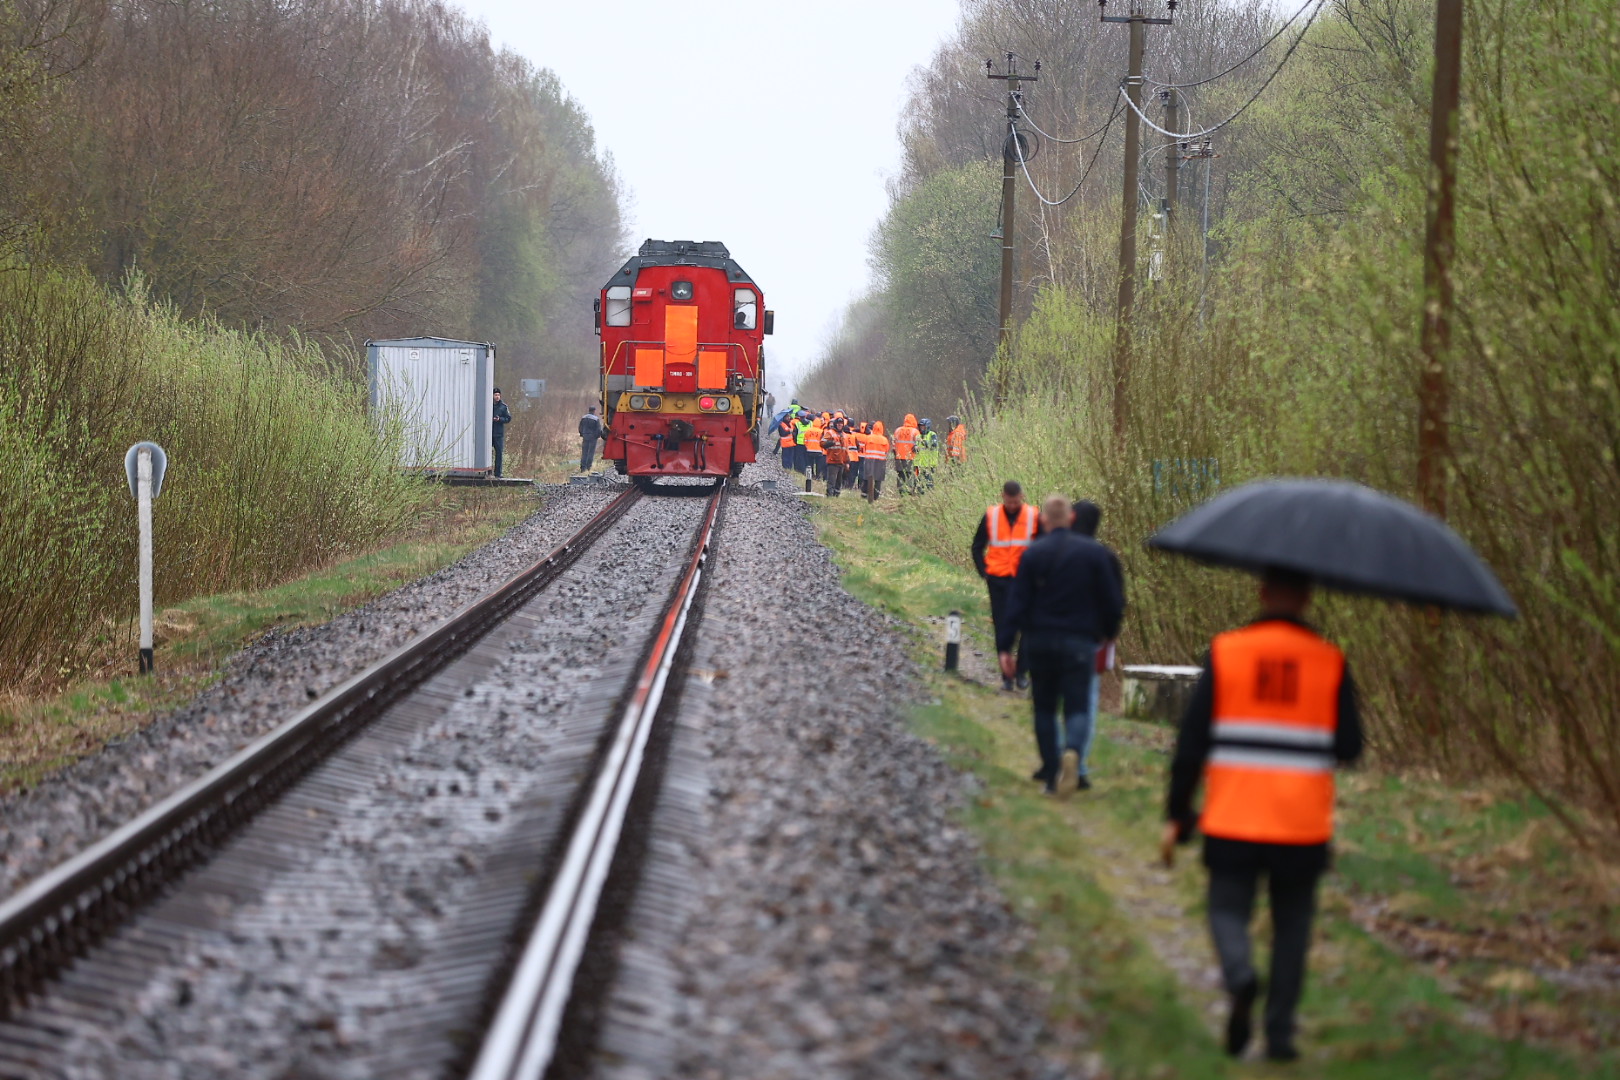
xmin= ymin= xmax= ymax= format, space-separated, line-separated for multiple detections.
xmin=944 ymin=609 xmax=962 ymax=672
xmin=124 ymin=443 xmax=168 ymax=675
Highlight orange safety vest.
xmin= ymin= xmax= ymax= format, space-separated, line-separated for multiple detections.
xmin=821 ymin=429 xmax=848 ymax=464
xmin=893 ymin=425 xmax=919 ymax=460
xmin=1201 ymin=621 xmax=1345 ymax=846
xmin=779 ymin=422 xmax=796 ymax=449
xmin=805 ymin=422 xmax=826 ymax=451
xmin=946 ymin=425 xmax=967 ymax=461
xmin=862 ymin=433 xmax=890 ymax=460
xmin=983 ymin=504 xmax=1036 ymax=578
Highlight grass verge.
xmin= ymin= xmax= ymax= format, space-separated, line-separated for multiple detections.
xmin=809 ymin=492 xmax=1619 ymax=1079
xmin=0 ymin=485 xmax=540 ymax=792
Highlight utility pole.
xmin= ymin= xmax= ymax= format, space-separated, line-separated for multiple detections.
xmin=1161 ymin=87 xmax=1179 ymax=221
xmin=987 ymin=54 xmax=1038 ymax=409
xmin=1418 ymin=0 xmax=1462 ymax=519
xmin=1103 ymin=0 xmax=1174 ymax=439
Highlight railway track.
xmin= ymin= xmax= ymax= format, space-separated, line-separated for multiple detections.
xmin=0 ymin=480 xmax=727 ymax=1079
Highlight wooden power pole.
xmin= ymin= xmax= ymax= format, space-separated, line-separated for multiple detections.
xmin=1418 ymin=0 xmax=1462 ymax=518
xmin=1104 ymin=1 xmax=1173 ymax=439
xmin=988 ymin=54 xmax=1037 ymax=409
xmin=1162 ymin=87 xmax=1179 ymax=220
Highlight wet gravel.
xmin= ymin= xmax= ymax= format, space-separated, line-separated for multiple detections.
xmin=594 ymin=460 xmax=1082 ymax=1080
xmin=0 ymin=483 xmax=618 ymax=900
xmin=8 ymin=491 xmax=707 ymax=1080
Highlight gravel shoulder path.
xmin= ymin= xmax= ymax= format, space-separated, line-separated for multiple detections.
xmin=0 ymin=484 xmax=619 ymax=901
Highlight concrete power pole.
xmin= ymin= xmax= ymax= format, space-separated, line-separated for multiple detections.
xmin=987 ymin=54 xmax=1037 ymax=409
xmin=1103 ymin=1 xmax=1173 ymax=439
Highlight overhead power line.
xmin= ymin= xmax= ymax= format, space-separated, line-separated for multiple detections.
xmin=1146 ymin=0 xmax=1319 ymax=91
xmin=1118 ymin=0 xmax=1328 ymax=142
xmin=1015 ymin=98 xmax=1114 ymax=145
xmin=1013 ymin=99 xmax=1125 ymax=207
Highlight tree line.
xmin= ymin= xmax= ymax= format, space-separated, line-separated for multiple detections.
xmin=810 ymin=0 xmax=1620 ymax=849
xmin=1 ymin=0 xmax=624 ymax=381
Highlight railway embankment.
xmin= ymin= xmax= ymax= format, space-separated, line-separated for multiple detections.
xmin=809 ymin=484 xmax=1620 ymax=1078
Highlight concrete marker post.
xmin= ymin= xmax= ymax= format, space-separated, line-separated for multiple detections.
xmin=944 ymin=610 xmax=962 ymax=672
xmin=124 ymin=442 xmax=168 ymax=675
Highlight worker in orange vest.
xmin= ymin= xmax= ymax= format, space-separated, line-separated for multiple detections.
xmin=971 ymin=480 xmax=1042 ymax=691
xmin=860 ymin=420 xmax=890 ymax=502
xmin=1162 ymin=568 xmax=1364 ymax=1063
xmin=847 ymin=421 xmax=868 ymax=491
xmin=944 ymin=415 xmax=967 ymax=464
xmin=892 ymin=413 xmax=921 ymax=495
xmin=820 ymin=418 xmax=851 ymax=496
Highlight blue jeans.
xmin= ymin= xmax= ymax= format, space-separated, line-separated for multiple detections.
xmin=1024 ymin=633 xmax=1096 ymax=782
xmin=1063 ymin=673 xmax=1101 ymax=777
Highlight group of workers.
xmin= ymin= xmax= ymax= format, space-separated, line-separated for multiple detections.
xmin=772 ymin=401 xmax=968 ymax=501
xmin=976 ymin=480 xmax=1362 ymax=1065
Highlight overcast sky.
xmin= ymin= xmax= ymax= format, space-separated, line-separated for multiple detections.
xmin=459 ymin=0 xmax=964 ymax=398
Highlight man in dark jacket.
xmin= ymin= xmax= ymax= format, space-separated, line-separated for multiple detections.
xmin=579 ymin=405 xmax=603 ymax=472
xmin=999 ymin=494 xmax=1125 ymax=794
xmin=1066 ymin=500 xmax=1126 ymax=788
xmin=492 ymin=389 xmax=512 ymax=477
xmin=973 ymin=481 xmax=1045 ymax=690
xmin=1162 ymin=568 xmax=1363 ymax=1062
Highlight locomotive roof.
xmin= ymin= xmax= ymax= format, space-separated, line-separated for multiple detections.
xmin=603 ymin=238 xmax=755 ymax=288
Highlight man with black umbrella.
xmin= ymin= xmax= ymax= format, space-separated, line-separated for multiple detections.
xmin=1161 ymin=567 xmax=1363 ymax=1063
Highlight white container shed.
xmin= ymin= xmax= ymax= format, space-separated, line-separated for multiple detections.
xmin=367 ymin=337 xmax=497 ymax=472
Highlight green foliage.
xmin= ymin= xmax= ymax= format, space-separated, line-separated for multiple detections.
xmin=877 ymin=0 xmax=1620 ymax=846
xmin=0 ymin=268 xmax=431 ymax=685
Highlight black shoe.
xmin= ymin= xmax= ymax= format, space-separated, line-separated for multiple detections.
xmin=1015 ymin=673 xmax=1030 ymax=690
xmin=1031 ymin=768 xmax=1046 ymax=781
xmin=1076 ymin=774 xmax=1093 ymax=791
xmin=1002 ymin=677 xmax=1016 ymax=692
xmin=1266 ymin=1043 xmax=1300 ymax=1063
xmin=1225 ymin=978 xmax=1259 ymax=1057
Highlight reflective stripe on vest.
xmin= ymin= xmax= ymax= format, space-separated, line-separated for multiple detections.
xmin=1201 ymin=621 xmax=1345 ymax=846
xmin=862 ymin=435 xmax=889 ymax=460
xmin=893 ymin=427 xmax=918 ymax=459
xmin=983 ymin=504 xmax=1036 ymax=577
xmin=947 ymin=428 xmax=966 ymax=459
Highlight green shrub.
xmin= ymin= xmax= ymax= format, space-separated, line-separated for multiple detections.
xmin=0 ymin=268 xmax=429 ymax=685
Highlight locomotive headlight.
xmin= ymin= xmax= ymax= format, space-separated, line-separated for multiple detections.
xmin=699 ymin=396 xmax=716 ymax=410
xmin=715 ymin=397 xmax=732 ymax=411
xmin=629 ymin=394 xmax=647 ymax=410
xmin=671 ymin=280 xmax=694 ymax=301
xmin=645 ymin=394 xmax=662 ymax=409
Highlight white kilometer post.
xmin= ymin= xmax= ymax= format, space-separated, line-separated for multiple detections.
xmin=945 ymin=609 xmax=963 ymax=672
xmin=124 ymin=442 xmax=168 ymax=674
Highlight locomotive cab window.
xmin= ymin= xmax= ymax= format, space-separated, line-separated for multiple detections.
xmin=733 ymin=288 xmax=757 ymax=330
xmin=604 ymin=286 xmax=632 ymax=326
xmin=671 ymin=280 xmax=695 ymax=301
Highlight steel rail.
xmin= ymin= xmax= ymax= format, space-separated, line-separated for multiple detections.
xmin=0 ymin=486 xmax=644 ymax=1016
xmin=469 ymin=482 xmax=726 ymax=1080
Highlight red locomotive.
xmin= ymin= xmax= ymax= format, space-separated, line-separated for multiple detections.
xmin=595 ymin=240 xmax=772 ymax=484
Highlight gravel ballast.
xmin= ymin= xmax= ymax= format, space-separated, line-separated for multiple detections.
xmin=0 ymin=483 xmax=616 ymax=899
xmin=588 ymin=461 xmax=1082 ymax=1080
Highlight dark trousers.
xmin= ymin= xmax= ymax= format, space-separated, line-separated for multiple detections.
xmin=579 ymin=436 xmax=597 ymax=472
xmin=492 ymin=439 xmax=505 ymax=477
xmin=1208 ymin=865 xmax=1321 ymax=1050
xmin=825 ymin=462 xmax=846 ymax=495
xmin=1024 ymin=633 xmax=1095 ymax=782
xmin=984 ymin=575 xmax=1028 ymax=679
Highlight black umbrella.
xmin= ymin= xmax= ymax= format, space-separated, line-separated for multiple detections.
xmin=1147 ymin=478 xmax=1517 ymax=616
